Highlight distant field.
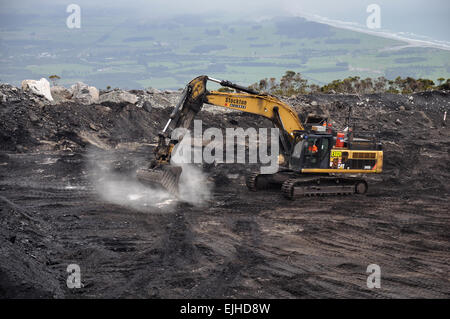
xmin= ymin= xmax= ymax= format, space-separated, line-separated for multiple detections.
xmin=1 ymin=13 xmax=449 ymax=89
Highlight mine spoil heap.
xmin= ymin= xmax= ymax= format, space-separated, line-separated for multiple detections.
xmin=0 ymin=83 xmax=449 ymax=298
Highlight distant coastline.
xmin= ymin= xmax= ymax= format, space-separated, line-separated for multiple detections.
xmin=295 ymin=12 xmax=450 ymax=51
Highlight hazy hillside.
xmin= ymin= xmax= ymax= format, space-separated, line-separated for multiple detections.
xmin=1 ymin=12 xmax=449 ymax=89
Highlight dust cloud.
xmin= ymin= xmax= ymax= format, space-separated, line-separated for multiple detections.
xmin=88 ymin=149 xmax=176 ymax=211
xmin=88 ymin=147 xmax=211 ymax=210
xmin=177 ymin=163 xmax=211 ymax=205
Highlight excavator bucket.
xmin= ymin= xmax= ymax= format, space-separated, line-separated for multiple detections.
xmin=136 ymin=165 xmax=182 ymax=196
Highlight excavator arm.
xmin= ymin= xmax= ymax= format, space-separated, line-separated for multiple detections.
xmin=155 ymin=75 xmax=304 ymax=164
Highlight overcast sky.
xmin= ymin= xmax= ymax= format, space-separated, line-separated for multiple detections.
xmin=1 ymin=0 xmax=449 ymax=42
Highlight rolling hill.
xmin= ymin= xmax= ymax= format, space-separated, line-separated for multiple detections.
xmin=1 ymin=13 xmax=449 ymax=89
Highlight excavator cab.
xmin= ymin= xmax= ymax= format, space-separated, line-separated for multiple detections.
xmin=290 ymin=134 xmax=333 ymax=170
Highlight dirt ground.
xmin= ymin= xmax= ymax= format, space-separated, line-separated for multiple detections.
xmin=0 ymin=87 xmax=449 ymax=298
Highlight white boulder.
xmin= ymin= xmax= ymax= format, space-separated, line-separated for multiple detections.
xmin=21 ymin=78 xmax=53 ymax=101
xmin=70 ymin=82 xmax=99 ymax=105
xmin=99 ymin=90 xmax=138 ymax=105
xmin=146 ymin=87 xmax=161 ymax=94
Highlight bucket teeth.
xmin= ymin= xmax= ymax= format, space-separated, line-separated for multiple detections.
xmin=136 ymin=166 xmax=182 ymax=196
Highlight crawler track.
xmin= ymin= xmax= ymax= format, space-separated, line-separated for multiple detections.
xmin=247 ymin=171 xmax=368 ymax=199
xmin=281 ymin=177 xmax=366 ymax=199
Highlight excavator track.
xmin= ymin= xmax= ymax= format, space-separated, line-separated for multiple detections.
xmin=246 ymin=171 xmax=292 ymax=191
xmin=282 ymin=177 xmax=367 ymax=200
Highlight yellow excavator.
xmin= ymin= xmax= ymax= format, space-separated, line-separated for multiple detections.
xmin=137 ymin=75 xmax=383 ymax=199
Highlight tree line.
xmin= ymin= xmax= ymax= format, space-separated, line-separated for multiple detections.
xmin=236 ymin=71 xmax=450 ymax=96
